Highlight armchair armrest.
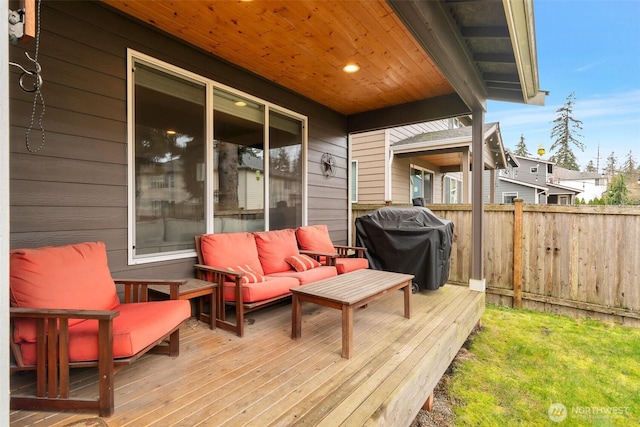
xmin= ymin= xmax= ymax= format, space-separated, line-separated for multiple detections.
xmin=114 ymin=279 xmax=184 ymax=303
xmin=193 ymin=263 xmax=246 ymax=336
xmin=193 ymin=264 xmax=245 ymax=281
xmin=194 ymin=263 xmax=244 ymax=306
xmin=333 ymin=245 xmax=367 ymax=258
xmin=10 ymin=307 xmax=120 ymax=414
xmin=10 ymin=307 xmax=120 ymax=321
xmin=299 ymin=250 xmax=339 ymax=266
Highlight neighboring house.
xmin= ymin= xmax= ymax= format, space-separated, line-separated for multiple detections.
xmin=551 ymin=167 xmax=609 ymax=202
xmin=487 ymin=154 xmax=580 ymax=204
xmin=352 ymin=120 xmax=509 ymax=205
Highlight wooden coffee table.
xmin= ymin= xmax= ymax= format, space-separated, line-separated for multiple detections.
xmin=291 ymin=269 xmax=414 ymax=359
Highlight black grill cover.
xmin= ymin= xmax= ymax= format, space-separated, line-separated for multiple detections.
xmin=355 ymin=206 xmax=453 ymax=291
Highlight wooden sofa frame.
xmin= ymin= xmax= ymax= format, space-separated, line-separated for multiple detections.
xmin=10 ymin=280 xmax=184 ymax=418
xmin=194 ymin=236 xmax=287 ymax=337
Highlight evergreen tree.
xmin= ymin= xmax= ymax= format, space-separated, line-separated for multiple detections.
xmin=604 ymin=174 xmax=629 ymax=205
xmin=549 ymin=92 xmax=585 ymax=170
xmin=621 ymin=150 xmax=637 ymax=175
xmin=513 ymin=134 xmax=531 ymax=157
xmin=584 ymin=160 xmax=597 ymax=173
xmin=605 ymin=151 xmax=617 ymax=176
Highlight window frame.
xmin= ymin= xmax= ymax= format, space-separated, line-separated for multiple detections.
xmin=127 ymin=49 xmax=308 ymax=265
xmin=443 ymin=175 xmax=462 ymax=203
xmin=350 ymin=160 xmax=358 ymax=203
xmin=502 ymin=192 xmax=518 ymax=204
xmin=410 ymin=164 xmax=434 ymax=203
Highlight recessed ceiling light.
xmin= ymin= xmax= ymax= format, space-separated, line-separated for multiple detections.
xmin=235 ymin=101 xmax=247 ymax=107
xmin=166 ymin=130 xmax=176 ymax=135
xmin=343 ymin=63 xmax=360 ymax=73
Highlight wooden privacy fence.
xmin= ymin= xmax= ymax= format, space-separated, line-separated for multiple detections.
xmin=352 ymin=202 xmax=640 ymax=326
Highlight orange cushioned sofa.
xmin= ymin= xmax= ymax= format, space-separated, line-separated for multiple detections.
xmin=9 ymin=242 xmax=191 ymax=417
xmin=295 ymin=224 xmax=369 ymax=274
xmin=194 ymin=228 xmax=338 ymax=337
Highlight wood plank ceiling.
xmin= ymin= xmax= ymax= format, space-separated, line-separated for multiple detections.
xmin=101 ymin=0 xmax=456 ymax=116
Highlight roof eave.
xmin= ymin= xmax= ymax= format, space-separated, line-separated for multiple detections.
xmin=387 ymin=0 xmax=487 ymax=112
xmin=502 ymin=0 xmax=547 ymax=106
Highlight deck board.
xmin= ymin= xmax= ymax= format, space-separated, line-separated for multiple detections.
xmin=10 ymin=284 xmax=484 ymax=426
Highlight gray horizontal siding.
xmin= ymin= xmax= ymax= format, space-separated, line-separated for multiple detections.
xmin=9 ymin=1 xmax=349 ymax=277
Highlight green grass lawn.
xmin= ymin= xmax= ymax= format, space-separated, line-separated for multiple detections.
xmin=448 ymin=305 xmax=640 ymax=426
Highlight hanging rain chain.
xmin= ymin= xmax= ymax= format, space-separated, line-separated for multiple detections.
xmin=9 ymin=0 xmax=46 ymax=153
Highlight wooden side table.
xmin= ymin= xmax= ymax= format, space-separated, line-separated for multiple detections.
xmin=149 ymin=278 xmax=217 ymax=330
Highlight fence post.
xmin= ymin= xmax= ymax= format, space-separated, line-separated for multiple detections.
xmin=513 ymin=199 xmax=524 ymax=308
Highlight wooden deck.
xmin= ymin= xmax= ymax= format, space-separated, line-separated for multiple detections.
xmin=10 ymin=284 xmax=484 ymax=426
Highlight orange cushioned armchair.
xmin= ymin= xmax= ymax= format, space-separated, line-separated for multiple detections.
xmin=9 ymin=242 xmax=191 ymax=417
xmin=296 ymin=225 xmax=369 ymax=274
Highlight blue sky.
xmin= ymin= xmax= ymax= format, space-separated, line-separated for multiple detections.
xmin=486 ymin=0 xmax=640 ymax=171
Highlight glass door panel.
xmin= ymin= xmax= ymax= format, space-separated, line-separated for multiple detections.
xmin=213 ymin=88 xmax=265 ymax=233
xmin=269 ymin=110 xmax=303 ymax=230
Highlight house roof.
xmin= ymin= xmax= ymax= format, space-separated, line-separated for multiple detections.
xmin=513 ymin=154 xmax=555 ymax=165
xmin=498 ymin=177 xmax=580 ymax=196
xmin=391 ymin=122 xmax=508 ymax=170
xmin=553 ymin=166 xmax=603 ymax=181
xmin=505 ymin=150 xmax=521 ymax=167
xmin=546 ymin=182 xmax=581 ymax=195
xmin=102 ymin=0 xmax=545 ymax=131
xmin=499 ymin=176 xmax=548 ymax=191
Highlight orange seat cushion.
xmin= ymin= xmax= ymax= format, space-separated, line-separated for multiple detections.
xmin=267 ymin=265 xmax=338 ymax=285
xmin=336 ymin=258 xmax=369 ymax=274
xmin=10 ymin=242 xmax=121 ymax=343
xmin=200 ymin=233 xmax=264 ymax=276
xmin=254 ymin=229 xmax=300 ymax=274
xmin=222 ymin=276 xmax=299 ymax=303
xmin=18 ymin=300 xmax=191 ymax=365
xmin=295 ymin=225 xmax=335 ymax=253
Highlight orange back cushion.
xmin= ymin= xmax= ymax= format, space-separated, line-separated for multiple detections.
xmin=200 ymin=232 xmax=264 ymax=276
xmin=10 ymin=241 xmax=120 ymax=343
xmin=296 ymin=225 xmax=335 ymax=253
xmin=254 ymin=229 xmax=300 ymax=274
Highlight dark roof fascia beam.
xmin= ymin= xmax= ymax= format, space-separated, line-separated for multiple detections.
xmin=387 ymin=0 xmax=487 ymax=112
xmin=393 ymin=146 xmax=466 ymax=158
xmin=346 ymin=93 xmax=470 ymax=134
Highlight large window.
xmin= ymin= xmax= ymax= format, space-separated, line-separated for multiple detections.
xmin=444 ymin=176 xmax=462 ymax=203
xmin=269 ymin=110 xmax=303 ymax=230
xmin=131 ymin=61 xmax=206 ymax=259
xmin=213 ymin=88 xmax=265 ymax=233
xmin=410 ymin=166 xmax=433 ymax=204
xmin=503 ymin=192 xmax=518 ymax=204
xmin=128 ymin=51 xmax=306 ymax=264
